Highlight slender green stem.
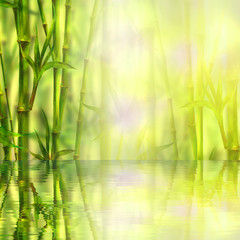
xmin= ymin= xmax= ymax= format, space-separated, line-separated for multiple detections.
xmin=100 ymin=0 xmax=111 ymax=161
xmin=59 ymin=0 xmax=72 ymax=128
xmin=0 ymin=44 xmax=10 ymax=159
xmin=196 ymin=0 xmax=205 ymax=161
xmin=37 ymin=0 xmax=48 ymax=35
xmin=74 ymin=59 xmax=88 ymax=160
xmin=0 ymin=42 xmax=17 ymax=160
xmin=152 ymin=0 xmax=179 ymax=160
xmin=74 ymin=0 xmax=98 ymax=160
xmin=227 ymin=80 xmax=239 ymax=160
xmin=52 ymin=0 xmax=61 ymax=157
xmin=184 ymin=0 xmax=197 ymax=159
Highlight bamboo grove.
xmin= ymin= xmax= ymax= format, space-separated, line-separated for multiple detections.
xmin=0 ymin=0 xmax=240 ymax=239
xmin=0 ymin=2 xmax=240 ymax=160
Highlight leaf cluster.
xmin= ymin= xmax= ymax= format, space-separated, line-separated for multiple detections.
xmin=30 ymin=110 xmax=74 ymax=160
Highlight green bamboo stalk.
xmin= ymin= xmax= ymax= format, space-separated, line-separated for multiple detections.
xmin=227 ymin=79 xmax=239 ymax=160
xmin=0 ymin=40 xmax=17 ymax=160
xmin=184 ymin=0 xmax=197 ymax=159
xmin=148 ymin=34 xmax=157 ymax=160
xmin=52 ymin=0 xmax=61 ymax=157
xmin=15 ymin=0 xmax=31 ymax=238
xmin=196 ymin=0 xmax=205 ymax=161
xmin=100 ymin=0 xmax=111 ymax=161
xmin=226 ymin=33 xmax=239 ymax=160
xmin=152 ymin=0 xmax=179 ymax=160
xmin=17 ymin=0 xmax=30 ymax=160
xmin=0 ymin=44 xmax=10 ymax=159
xmin=74 ymin=0 xmax=98 ymax=160
xmin=37 ymin=0 xmax=48 ymax=35
xmin=59 ymin=0 xmax=72 ymax=126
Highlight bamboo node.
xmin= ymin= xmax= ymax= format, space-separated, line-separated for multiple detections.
xmin=17 ymin=107 xmax=29 ymax=113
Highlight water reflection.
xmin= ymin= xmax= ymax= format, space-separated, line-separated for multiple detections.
xmin=0 ymin=160 xmax=239 ymax=239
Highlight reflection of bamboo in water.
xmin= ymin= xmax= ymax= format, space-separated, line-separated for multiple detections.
xmin=52 ymin=167 xmax=61 ymax=240
xmin=59 ymin=170 xmax=71 ymax=239
xmin=0 ymin=161 xmax=16 ymax=218
xmin=226 ymin=160 xmax=238 ymax=196
xmin=75 ymin=161 xmax=98 ymax=240
xmin=183 ymin=161 xmax=197 ymax=240
xmin=153 ymin=160 xmax=178 ymax=237
xmin=17 ymin=160 xmax=30 ymax=239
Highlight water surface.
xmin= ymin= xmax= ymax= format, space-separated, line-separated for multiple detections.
xmin=0 ymin=160 xmax=239 ymax=239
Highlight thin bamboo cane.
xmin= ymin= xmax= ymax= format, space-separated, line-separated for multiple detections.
xmin=0 ymin=41 xmax=10 ymax=159
xmin=74 ymin=0 xmax=99 ymax=160
xmin=152 ymin=0 xmax=179 ymax=160
xmin=37 ymin=0 xmax=48 ymax=35
xmin=59 ymin=0 xmax=72 ymax=127
xmin=0 ymin=40 xmax=17 ymax=160
xmin=184 ymin=0 xmax=197 ymax=159
xmin=100 ymin=0 xmax=111 ymax=161
xmin=196 ymin=0 xmax=205 ymax=161
xmin=52 ymin=0 xmax=61 ymax=157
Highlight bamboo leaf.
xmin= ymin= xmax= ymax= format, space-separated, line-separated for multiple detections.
xmin=216 ymin=77 xmax=222 ymax=106
xmin=30 ymin=151 xmax=45 ymax=160
xmin=0 ymin=1 xmax=17 ymax=8
xmin=0 ymin=135 xmax=23 ymax=149
xmin=34 ymin=130 xmax=49 ymax=159
xmin=209 ymin=148 xmax=216 ymax=160
xmin=41 ymin=109 xmax=50 ymax=153
xmin=40 ymin=18 xmax=55 ymax=60
xmin=138 ymin=143 xmax=173 ymax=159
xmin=82 ymin=103 xmax=101 ymax=114
xmin=39 ymin=61 xmax=75 ymax=79
xmin=53 ymin=149 xmax=74 ymax=159
xmin=222 ymin=81 xmax=238 ymax=108
xmin=42 ymin=41 xmax=55 ymax=66
xmin=0 ymin=127 xmax=26 ymax=137
xmin=203 ymin=62 xmax=217 ymax=102
xmin=19 ymin=45 xmax=36 ymax=75
xmin=34 ymin=28 xmax=41 ymax=68
xmin=183 ymin=101 xmax=218 ymax=117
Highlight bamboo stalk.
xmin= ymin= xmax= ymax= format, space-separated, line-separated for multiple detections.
xmin=100 ymin=0 xmax=111 ymax=161
xmin=17 ymin=0 xmax=30 ymax=160
xmin=0 ymin=43 xmax=10 ymax=159
xmin=74 ymin=0 xmax=98 ymax=160
xmin=227 ymin=79 xmax=239 ymax=160
xmin=37 ymin=0 xmax=48 ymax=35
xmin=52 ymin=0 xmax=61 ymax=157
xmin=152 ymin=0 xmax=179 ymax=160
xmin=196 ymin=0 xmax=205 ymax=161
xmin=0 ymin=40 xmax=17 ymax=160
xmin=184 ymin=0 xmax=197 ymax=159
xmin=59 ymin=0 xmax=72 ymax=127
xmin=16 ymin=0 xmax=31 ymax=238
